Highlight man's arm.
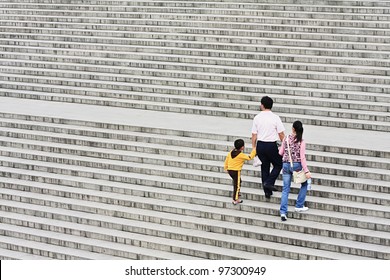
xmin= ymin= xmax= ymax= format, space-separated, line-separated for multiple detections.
xmin=251 ymin=133 xmax=257 ymax=148
xmin=278 ymin=131 xmax=285 ymax=142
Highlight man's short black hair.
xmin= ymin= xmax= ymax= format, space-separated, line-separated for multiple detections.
xmin=234 ymin=139 xmax=245 ymax=149
xmin=261 ymin=96 xmax=273 ymax=109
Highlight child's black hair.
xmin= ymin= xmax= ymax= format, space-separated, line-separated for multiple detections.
xmin=234 ymin=139 xmax=245 ymax=150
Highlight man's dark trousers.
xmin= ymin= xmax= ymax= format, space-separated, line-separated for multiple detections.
xmin=256 ymin=141 xmax=282 ymax=196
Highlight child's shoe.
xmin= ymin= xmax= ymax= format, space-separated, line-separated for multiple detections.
xmin=232 ymin=200 xmax=243 ymax=205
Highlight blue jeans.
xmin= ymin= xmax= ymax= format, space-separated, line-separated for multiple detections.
xmin=280 ymin=162 xmax=308 ymax=215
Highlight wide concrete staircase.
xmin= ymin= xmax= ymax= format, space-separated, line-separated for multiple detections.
xmin=0 ymin=0 xmax=389 ymax=259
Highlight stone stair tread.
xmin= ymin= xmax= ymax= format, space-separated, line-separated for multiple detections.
xmin=1 ymin=159 xmax=389 ymax=209
xmin=1 ymin=28 xmax=389 ymax=47
xmin=1 ymin=175 xmax=389 ymax=229
xmin=0 ymin=116 xmax=389 ymax=161
xmin=0 ymin=231 xmax=199 ymax=260
xmin=0 ymin=219 xmax=284 ymax=260
xmin=1 ymin=126 xmax=388 ymax=167
xmin=3 ymin=197 xmax=389 ymax=245
xmin=0 ymin=135 xmax=388 ymax=177
xmin=1 ymin=138 xmax=388 ymax=189
xmin=0 ymin=168 xmax=381 ymax=212
xmin=3 ymin=38 xmax=390 ymax=60
xmin=0 ymin=73 xmax=387 ymax=108
xmin=3 ymin=19 xmax=390 ymax=39
xmin=3 ymin=21 xmax=390 ymax=38
xmin=2 ymin=83 xmax=390 ymax=108
xmin=0 ymin=247 xmax=53 ymax=260
xmin=0 ymin=192 xmax=387 ymax=259
xmin=1 ymin=143 xmax=388 ymax=181
xmin=3 ymin=13 xmax=390 ymax=25
xmin=0 ymin=98 xmax=388 ymax=154
xmin=7 ymin=51 xmax=390 ymax=74
xmin=1 ymin=81 xmax=389 ymax=118
xmin=1 ymin=141 xmax=390 ymax=195
xmin=1 ymin=160 xmax=389 ymax=207
xmin=5 ymin=13 xmax=390 ymax=22
xmin=0 ymin=200 xmax=387 ymax=257
xmin=1 ymin=153 xmax=389 ymax=206
xmin=2 ymin=0 xmax=390 ymax=9
xmin=4 ymin=64 xmax=390 ymax=87
xmin=1 ymin=90 xmax=389 ymax=131
xmin=2 ymin=30 xmax=390 ymax=51
xmin=1 ymin=209 xmax=385 ymax=259
xmin=0 ymin=235 xmax=128 ymax=260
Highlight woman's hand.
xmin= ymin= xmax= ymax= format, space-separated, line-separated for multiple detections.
xmin=305 ymin=171 xmax=312 ymax=179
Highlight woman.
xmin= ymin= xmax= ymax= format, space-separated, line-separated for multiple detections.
xmin=278 ymin=121 xmax=311 ymax=221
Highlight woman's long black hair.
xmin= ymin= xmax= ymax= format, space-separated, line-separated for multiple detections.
xmin=293 ymin=120 xmax=304 ymax=142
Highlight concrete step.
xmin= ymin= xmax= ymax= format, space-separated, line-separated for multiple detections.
xmin=2 ymin=6 xmax=390 ymax=23
xmin=1 ymin=138 xmax=389 ymax=206
xmin=0 ymin=224 xmax=202 ymax=260
xmin=2 ymin=64 xmax=389 ymax=95
xmin=2 ymin=77 xmax=389 ymax=105
xmin=0 ymin=85 xmax=388 ymax=124
xmin=0 ymin=104 xmax=388 ymax=159
xmin=1 ymin=90 xmax=388 ymax=132
xmin=0 ymin=85 xmax=388 ymax=117
xmin=0 ymin=122 xmax=388 ymax=170
xmin=1 ymin=160 xmax=389 ymax=219
xmin=2 ymin=38 xmax=390 ymax=60
xmin=1 ymin=144 xmax=389 ymax=205
xmin=1 ymin=152 xmax=389 ymax=220
xmin=0 ymin=203 xmax=384 ymax=260
xmin=3 ymin=43 xmax=390 ymax=70
xmin=0 ymin=248 xmax=52 ymax=260
xmin=1 ymin=0 xmax=390 ymax=12
xmin=3 ymin=57 xmax=390 ymax=87
xmin=2 ymin=18 xmax=390 ymax=37
xmin=3 ymin=193 xmax=389 ymax=249
xmin=0 ymin=126 xmax=389 ymax=182
xmin=2 ymin=30 xmax=390 ymax=52
xmin=2 ymin=11 xmax=390 ymax=27
xmin=4 ymin=52 xmax=390 ymax=79
xmin=0 ymin=184 xmax=386 ymax=259
xmin=1 ymin=171 xmax=388 ymax=233
xmin=0 ymin=236 xmax=128 ymax=260
xmin=1 ymin=139 xmax=389 ymax=187
xmin=1 ymin=25 xmax=390 ymax=44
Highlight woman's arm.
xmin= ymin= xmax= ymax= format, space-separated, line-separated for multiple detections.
xmin=300 ymin=140 xmax=310 ymax=175
xmin=279 ymin=138 xmax=285 ymax=156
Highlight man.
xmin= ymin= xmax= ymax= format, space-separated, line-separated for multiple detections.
xmin=251 ymin=96 xmax=285 ymax=199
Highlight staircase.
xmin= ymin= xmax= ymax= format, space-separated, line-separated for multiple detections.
xmin=0 ymin=0 xmax=389 ymax=259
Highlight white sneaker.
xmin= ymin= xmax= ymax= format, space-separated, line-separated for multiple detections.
xmin=281 ymin=214 xmax=287 ymax=222
xmin=295 ymin=206 xmax=309 ymax=212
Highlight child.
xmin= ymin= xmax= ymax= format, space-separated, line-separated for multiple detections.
xmin=224 ymin=139 xmax=256 ymax=205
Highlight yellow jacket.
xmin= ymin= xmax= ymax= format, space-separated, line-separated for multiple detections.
xmin=224 ymin=148 xmax=256 ymax=171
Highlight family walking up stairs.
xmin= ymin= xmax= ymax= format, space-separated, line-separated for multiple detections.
xmin=0 ymin=0 xmax=389 ymax=259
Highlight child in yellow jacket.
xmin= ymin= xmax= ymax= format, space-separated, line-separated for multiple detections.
xmin=224 ymin=139 xmax=256 ymax=205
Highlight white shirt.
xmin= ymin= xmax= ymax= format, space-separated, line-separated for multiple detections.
xmin=251 ymin=111 xmax=285 ymax=142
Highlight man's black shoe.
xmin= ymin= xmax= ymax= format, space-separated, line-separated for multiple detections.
xmin=265 ymin=194 xmax=271 ymax=199
xmin=264 ymin=185 xmax=277 ymax=192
